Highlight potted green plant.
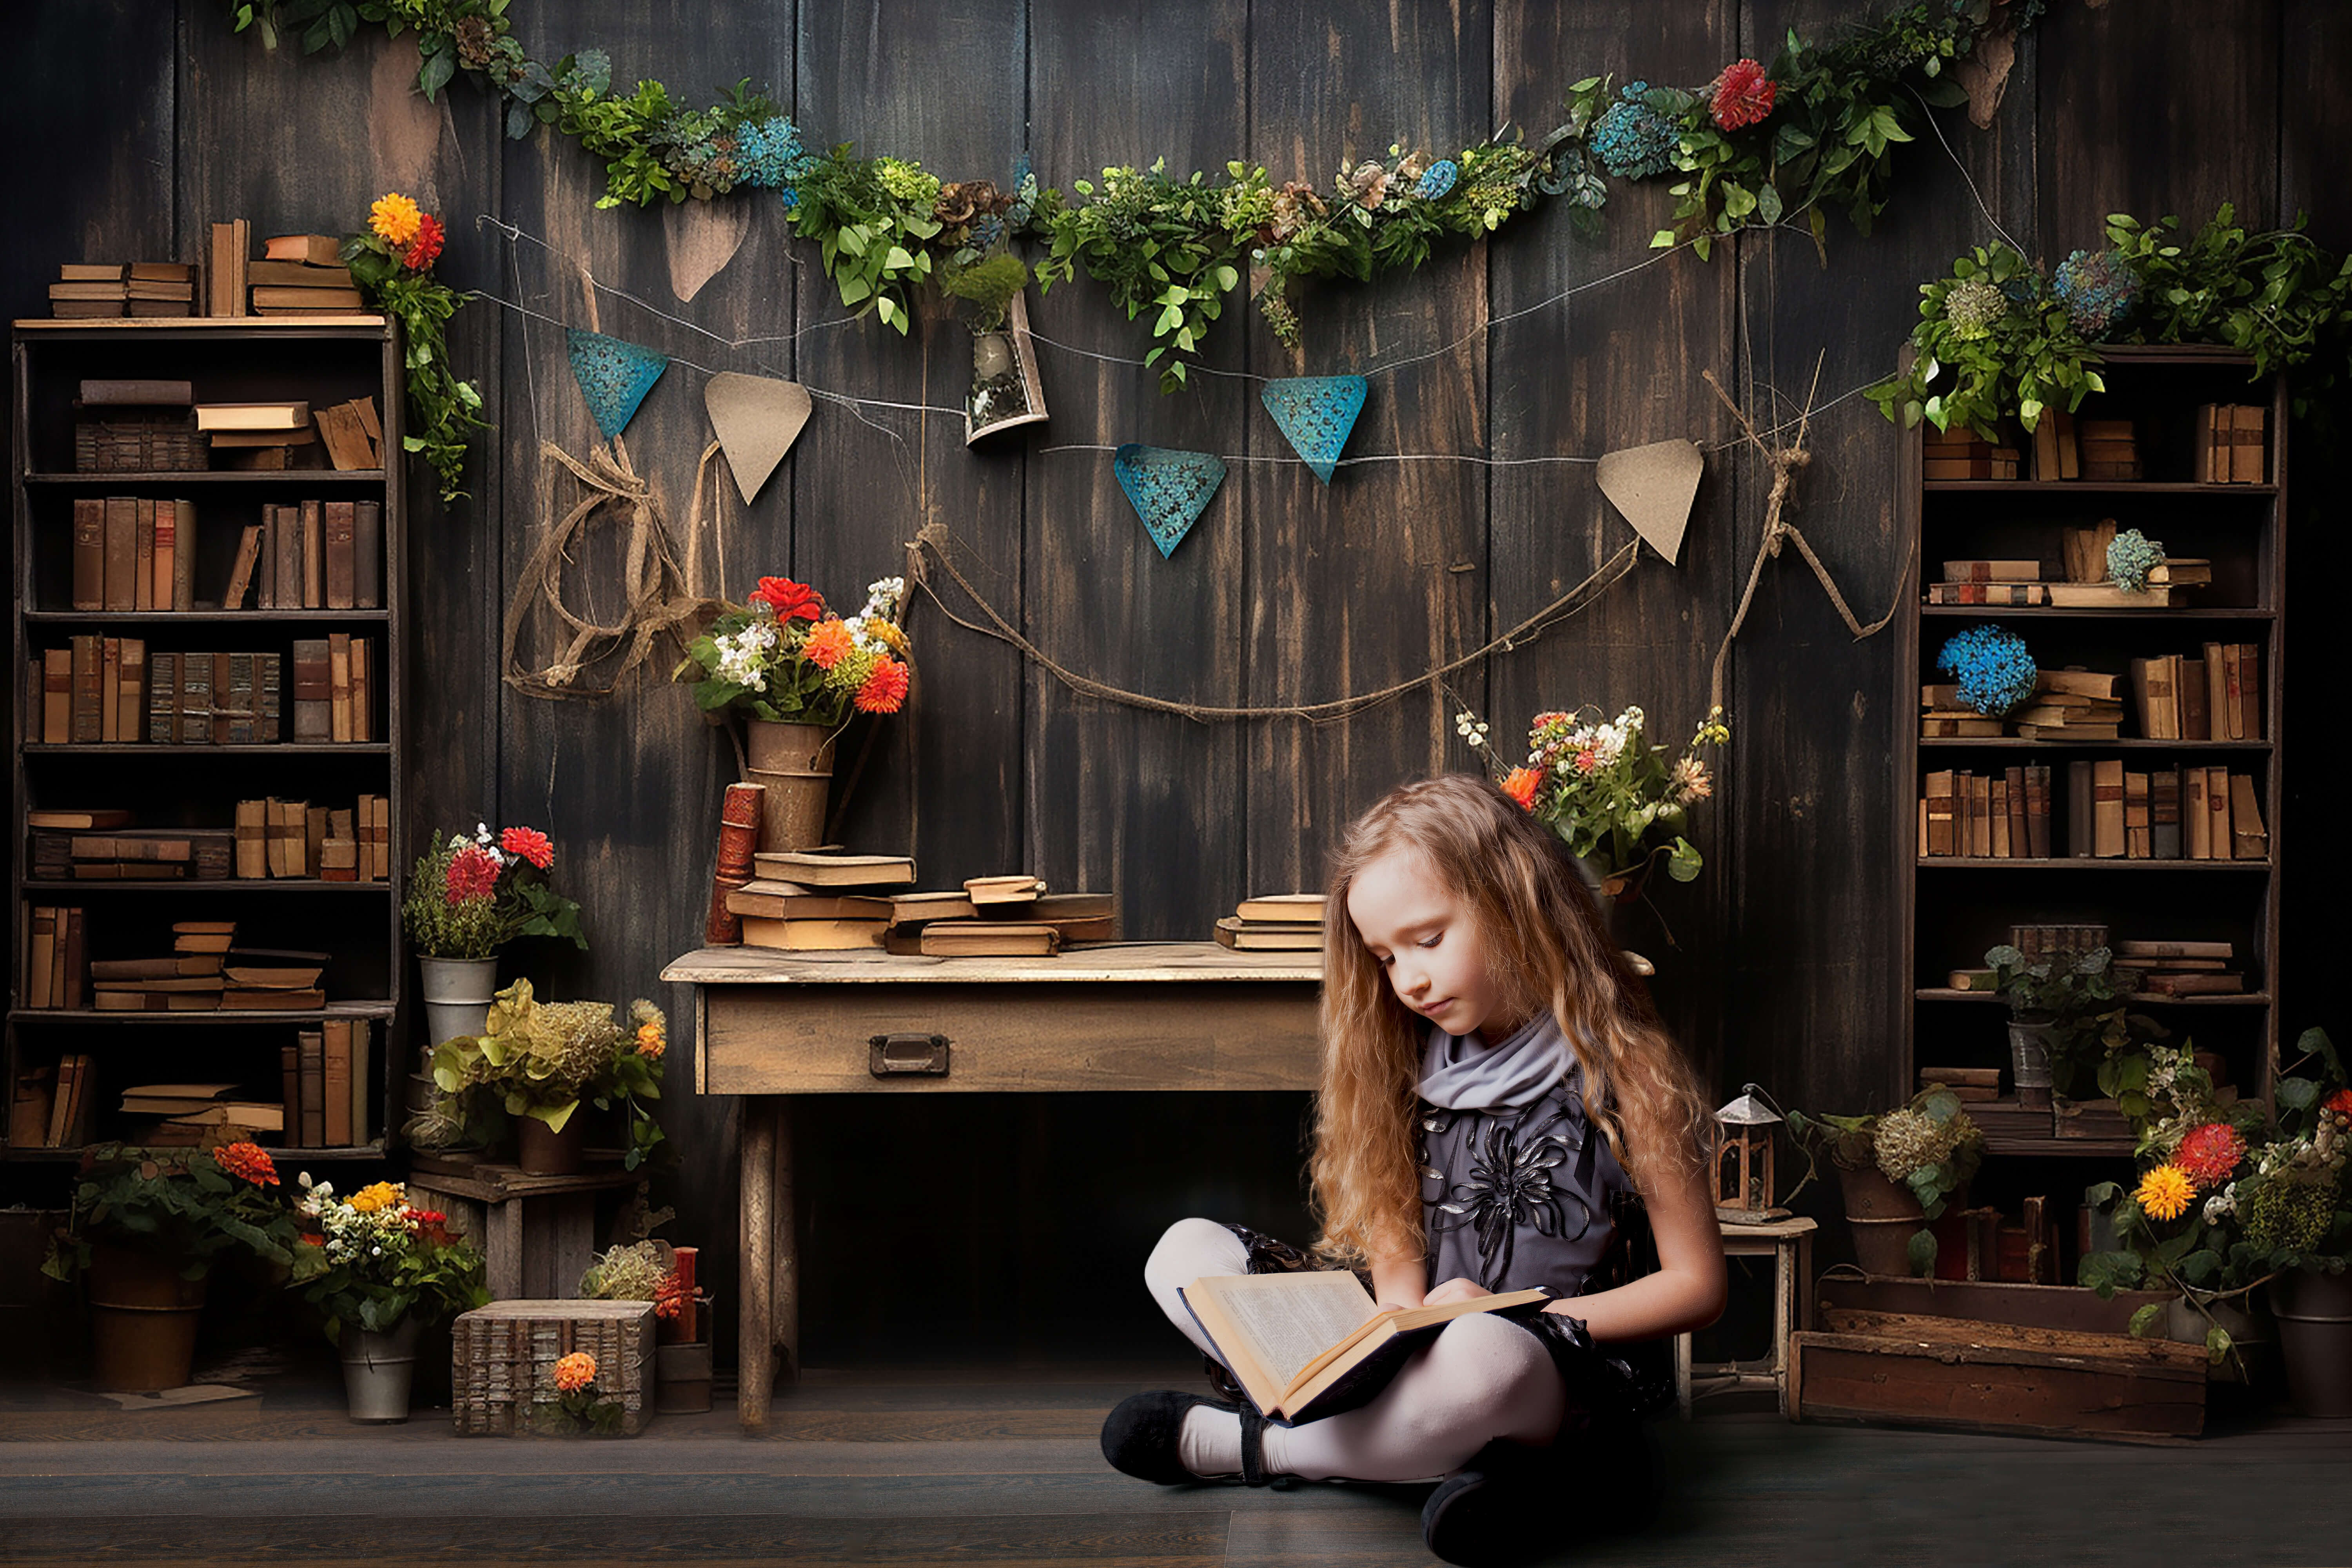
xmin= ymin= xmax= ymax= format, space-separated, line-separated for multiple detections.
xmin=1984 ymin=943 xmax=2128 ymax=1107
xmin=1459 ymin=701 xmax=1731 ymax=902
xmin=2252 ymin=1029 xmax=2350 ymax=1413
xmin=290 ymin=1174 xmax=489 ymax=1423
xmin=671 ymin=575 xmax=913 ymax=851
xmin=403 ymin=823 xmax=587 ymax=1051
xmin=40 ymin=1142 xmax=297 ymax=1391
xmin=1787 ymin=1087 xmax=1984 ymax=1276
xmin=420 ymin=981 xmax=668 ymax=1176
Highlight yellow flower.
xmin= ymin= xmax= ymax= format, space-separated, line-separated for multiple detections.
xmin=347 ymin=1181 xmax=401 ymax=1214
xmin=868 ymin=618 xmax=910 ymax=655
xmin=370 ymin=192 xmax=423 ymax=247
xmin=635 ymin=1022 xmax=666 ymax=1060
xmin=2135 ymin=1164 xmax=2196 ymax=1223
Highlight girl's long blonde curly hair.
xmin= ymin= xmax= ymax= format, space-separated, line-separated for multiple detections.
xmin=1308 ymin=773 xmax=1714 ymax=1268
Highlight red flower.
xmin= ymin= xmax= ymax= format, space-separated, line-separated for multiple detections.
xmin=2325 ymin=1088 xmax=2352 ymax=1119
xmin=855 ymin=656 xmax=910 ymax=714
xmin=2174 ymin=1122 xmax=2246 ymax=1188
xmin=403 ymin=212 xmax=446 ymax=270
xmin=750 ymin=576 xmax=826 ymax=623
xmin=499 ymin=826 xmax=555 ymax=870
xmin=214 ymin=1142 xmax=279 ymax=1186
xmin=1500 ymin=767 xmax=1542 ymax=811
xmin=445 ymin=843 xmax=501 ymax=904
xmin=1710 ymin=58 xmax=1777 ymax=130
xmin=300 ymin=1233 xmax=327 ymax=1247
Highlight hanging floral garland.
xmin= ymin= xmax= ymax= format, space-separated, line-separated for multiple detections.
xmin=222 ymin=0 xmax=2037 ymax=391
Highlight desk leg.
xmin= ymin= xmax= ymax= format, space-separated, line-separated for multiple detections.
xmin=1673 ymin=1331 xmax=1692 ymax=1420
xmin=740 ymin=1099 xmax=776 ymax=1432
xmin=1773 ymin=1238 xmax=1797 ymax=1421
xmin=773 ymin=1095 xmax=799 ymax=1388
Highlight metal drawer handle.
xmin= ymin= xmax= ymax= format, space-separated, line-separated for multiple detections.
xmin=869 ymin=1033 xmax=951 ymax=1077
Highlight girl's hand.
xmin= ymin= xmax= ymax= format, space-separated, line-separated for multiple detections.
xmin=1423 ymin=1276 xmax=1488 ymax=1306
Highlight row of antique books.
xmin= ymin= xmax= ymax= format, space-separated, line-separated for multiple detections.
xmin=1921 ymin=649 xmax=2259 ymax=742
xmin=1925 ymin=407 xmax=2265 ymax=484
xmin=28 ymin=637 xmax=377 ymax=744
xmin=209 ymin=226 xmax=369 ymax=317
xmin=1214 ymin=893 xmax=1324 ymax=951
xmin=71 ymin=381 xmax=384 ymax=476
xmin=68 ymin=495 xmax=384 ymax=614
xmin=724 ymin=851 xmax=1117 ymax=956
xmin=5 ymin=1022 xmax=376 ymax=1150
xmin=49 ymin=261 xmax=196 ymax=319
xmin=1922 ymin=530 xmax=2211 ymax=609
xmin=1919 ymin=763 xmax=2267 ymax=860
xmin=24 ymin=798 xmax=388 ymax=883
xmin=1947 ymin=938 xmax=2245 ymax=998
xmin=93 ymin=922 xmax=328 ymax=1013
xmin=20 ymin=906 xmax=86 ymax=1009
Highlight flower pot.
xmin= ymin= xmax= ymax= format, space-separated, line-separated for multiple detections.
xmin=515 ymin=1114 xmax=586 ymax=1177
xmin=86 ymin=1243 xmax=206 ymax=1392
xmin=655 ymin=1340 xmax=713 ymax=1414
xmin=2163 ymin=1292 xmax=2273 ymax=1387
xmin=2271 ymin=1267 xmax=2352 ymax=1416
xmin=964 ymin=289 xmax=1049 ymax=445
xmin=340 ymin=1314 xmax=423 ymax=1424
xmin=2007 ymin=1020 xmax=2057 ymax=1110
xmin=744 ymin=720 xmax=838 ymax=853
xmin=1837 ymin=1165 xmax=1927 ymax=1277
xmin=419 ymin=955 xmax=499 ymax=1049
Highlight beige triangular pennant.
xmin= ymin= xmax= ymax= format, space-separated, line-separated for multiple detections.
xmin=1596 ymin=439 xmax=1704 ymax=565
xmin=705 ymin=372 xmax=812 ymax=504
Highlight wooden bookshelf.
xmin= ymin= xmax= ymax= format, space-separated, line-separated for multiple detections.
xmin=1893 ymin=345 xmax=2287 ymax=1167
xmin=6 ymin=319 xmax=405 ymax=1160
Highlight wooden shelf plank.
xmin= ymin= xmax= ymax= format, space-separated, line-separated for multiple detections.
xmin=9 ymin=1002 xmax=396 ymax=1025
xmin=25 ymin=471 xmax=385 ymax=485
xmin=25 ymin=609 xmax=390 ymax=624
xmin=0 ymin=1143 xmax=388 ymax=1163
xmin=24 ymin=742 xmax=390 ymax=755
xmin=1915 ymin=987 xmax=2270 ymax=1007
xmin=20 ymin=879 xmax=392 ymax=894
xmin=1924 ymin=480 xmax=2276 ymax=495
xmin=1916 ymin=857 xmax=2270 ymax=870
xmin=1919 ymin=604 xmax=2273 ymax=619
xmin=13 ymin=316 xmax=387 ymax=331
xmin=1981 ymin=1136 xmax=2141 ymax=1158
xmin=1917 ymin=737 xmax=2270 ymax=750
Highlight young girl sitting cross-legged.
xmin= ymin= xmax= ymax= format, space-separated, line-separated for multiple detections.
xmin=1101 ymin=773 xmax=1727 ymax=1566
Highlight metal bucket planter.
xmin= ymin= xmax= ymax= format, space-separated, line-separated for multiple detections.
xmin=419 ymin=956 xmax=498 ymax=1049
xmin=2007 ymin=1020 xmax=2057 ymax=1109
xmin=2272 ymin=1267 xmax=2352 ymax=1416
xmin=87 ymin=1243 xmax=206 ymax=1392
xmin=1838 ymin=1165 xmax=1928 ymax=1277
xmin=963 ymin=290 xmax=1048 ymax=445
xmin=341 ymin=1314 xmax=423 ymax=1423
xmin=745 ymin=720 xmax=837 ymax=853
xmin=514 ymin=1114 xmax=586 ymax=1177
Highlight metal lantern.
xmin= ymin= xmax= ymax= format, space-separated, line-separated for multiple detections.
xmin=1713 ymin=1085 xmax=1783 ymax=1218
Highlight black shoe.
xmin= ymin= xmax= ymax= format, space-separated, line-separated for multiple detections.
xmin=1419 ymin=1439 xmax=1557 ymax=1567
xmin=1100 ymin=1390 xmax=1278 ymax=1486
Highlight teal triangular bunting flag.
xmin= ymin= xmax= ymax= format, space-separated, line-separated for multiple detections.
xmin=1113 ymin=444 xmax=1227 ymax=559
xmin=566 ymin=328 xmax=669 ymax=440
xmin=1260 ymin=375 xmax=1367 ymax=484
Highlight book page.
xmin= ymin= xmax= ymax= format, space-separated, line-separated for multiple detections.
xmin=1194 ymin=1272 xmax=1379 ymax=1392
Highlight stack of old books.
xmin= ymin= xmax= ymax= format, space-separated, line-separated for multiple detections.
xmin=2051 ymin=519 xmax=2207 ymax=608
xmin=2109 ymin=938 xmax=2245 ymax=997
xmin=117 ymin=1081 xmax=284 ymax=1145
xmin=2011 ymin=667 xmax=2124 ymax=741
xmin=1214 ymin=893 xmax=1324 ymax=951
xmin=224 ymin=948 xmax=329 ymax=1011
xmin=197 ymin=400 xmax=318 ymax=471
xmin=51 ymin=261 xmax=196 ymax=319
xmin=726 ymin=855 xmax=1116 ymax=956
xmin=2074 ymin=418 xmax=2140 ymax=480
xmin=2192 ymin=404 xmax=2267 ymax=483
xmin=32 ymin=825 xmax=234 ymax=882
xmin=1924 ymin=556 xmax=2049 ymax=609
xmin=91 ymin=923 xmax=233 ymax=1013
xmin=728 ymin=852 xmax=913 ymax=953
xmin=249 ymin=234 xmax=366 ymax=316
xmin=1922 ymin=426 xmax=2020 ymax=480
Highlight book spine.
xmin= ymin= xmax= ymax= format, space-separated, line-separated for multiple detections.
xmin=134 ymin=499 xmax=155 ymax=611
xmin=235 ymin=799 xmax=268 ymax=878
xmin=2237 ymin=642 xmax=2261 ymax=741
xmin=354 ymin=500 xmax=383 ymax=609
xmin=275 ymin=502 xmax=303 ymax=612
xmin=328 ymin=633 xmax=352 ymax=742
xmin=351 ymin=637 xmax=370 ymax=743
xmin=152 ymin=499 xmax=174 ymax=610
xmin=2123 ymin=770 xmax=2150 ymax=859
xmin=2186 ymin=768 xmax=2210 ymax=859
xmin=62 ymin=909 xmax=85 ymax=1010
xmin=147 ymin=651 xmax=177 ymax=743
xmin=2205 ymin=766 xmax=2230 ymax=858
xmin=71 ymin=498 xmax=103 ymax=610
xmin=42 ymin=648 xmax=70 ymax=744
xmin=179 ymin=641 xmax=211 ymax=743
xmin=2151 ymin=766 xmax=2182 ymax=861
xmin=99 ymin=637 xmax=120 ymax=743
xmin=2004 ymin=766 xmax=2027 ymax=859
xmin=301 ymin=499 xmax=324 ymax=609
xmin=322 ymin=1020 xmax=352 ymax=1146
xmin=299 ymin=1029 xmax=325 ymax=1147
xmin=350 ymin=1020 xmax=371 ymax=1145
xmin=2092 ymin=759 xmax=2125 ymax=858
xmin=704 ymin=782 xmax=767 ymax=944
xmin=258 ymin=653 xmax=281 ymax=742
xmin=291 ymin=639 xmax=330 ymax=742
xmin=325 ymin=501 xmax=356 ymax=609
xmin=211 ymin=652 xmax=233 ymax=744
xmin=2025 ymin=764 xmax=2052 ymax=860
xmin=103 ymin=497 xmax=137 ymax=612
xmin=1924 ymin=770 xmax=1955 ymax=858
xmin=70 ymin=635 xmax=102 ymax=742
xmin=172 ymin=499 xmax=196 ymax=611
xmin=119 ymin=639 xmax=144 ymax=746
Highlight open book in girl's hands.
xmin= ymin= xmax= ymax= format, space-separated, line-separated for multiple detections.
xmin=1180 ymin=1271 xmax=1551 ymax=1425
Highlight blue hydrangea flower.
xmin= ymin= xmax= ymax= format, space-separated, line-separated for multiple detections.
xmin=735 ymin=116 xmax=815 ymax=194
xmin=1936 ymin=623 xmax=2038 ymax=716
xmin=1591 ymin=82 xmax=1680 ymax=181
xmin=1416 ymin=159 xmax=1459 ymax=200
xmin=2106 ymin=528 xmax=2166 ymax=592
xmin=2053 ymin=248 xmax=2139 ymax=339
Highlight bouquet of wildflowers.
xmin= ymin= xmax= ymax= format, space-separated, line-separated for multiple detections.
xmin=401 ymin=823 xmax=586 ymax=960
xmin=674 ymin=575 xmax=913 ymax=727
xmin=346 ymin=190 xmax=485 ymax=502
xmin=1459 ymin=702 xmax=1731 ymax=883
xmin=290 ymin=1175 xmax=489 ymax=1341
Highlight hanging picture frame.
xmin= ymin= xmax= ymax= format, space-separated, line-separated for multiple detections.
xmin=964 ymin=290 xmax=1050 ymax=446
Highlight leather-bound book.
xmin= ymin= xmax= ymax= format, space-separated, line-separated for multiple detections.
xmin=70 ymin=635 xmax=102 ymax=742
xmin=72 ymin=498 xmax=103 ymax=610
xmin=301 ymin=499 xmax=325 ymax=608
xmin=327 ymin=633 xmax=352 ymax=742
xmin=353 ymin=500 xmax=383 ymax=608
xmin=704 ymin=782 xmax=766 ymax=945
xmin=148 ymin=652 xmax=178 ymax=743
xmin=325 ymin=501 xmax=356 ymax=608
xmin=103 ymin=496 xmax=137 ymax=611
xmin=290 ymin=639 xmax=331 ymax=742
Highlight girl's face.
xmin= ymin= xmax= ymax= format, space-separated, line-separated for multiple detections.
xmin=1345 ymin=848 xmax=1518 ymax=1044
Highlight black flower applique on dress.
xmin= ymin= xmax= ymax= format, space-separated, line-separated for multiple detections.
xmin=1419 ymin=1096 xmax=1593 ymax=1287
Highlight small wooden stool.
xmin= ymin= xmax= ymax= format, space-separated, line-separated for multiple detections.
xmin=1674 ymin=1215 xmax=1817 ymax=1420
xmin=407 ymin=1156 xmax=647 ymax=1301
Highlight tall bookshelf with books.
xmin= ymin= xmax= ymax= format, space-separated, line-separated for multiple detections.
xmin=1896 ymin=346 xmax=2286 ymax=1196
xmin=7 ymin=317 xmax=405 ymax=1162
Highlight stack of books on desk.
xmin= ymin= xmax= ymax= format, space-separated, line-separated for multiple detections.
xmin=1215 ymin=893 xmax=1325 ymax=951
xmin=730 ymin=852 xmax=913 ymax=951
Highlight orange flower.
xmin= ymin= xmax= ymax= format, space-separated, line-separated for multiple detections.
xmin=802 ymin=618 xmax=856 ymax=671
xmin=855 ymin=656 xmax=910 ymax=714
xmin=213 ymin=1142 xmax=279 ymax=1186
xmin=636 ymin=1022 xmax=666 ymax=1060
xmin=370 ymin=192 xmax=423 ymax=247
xmin=1500 ymin=767 xmax=1541 ymax=811
xmin=553 ymin=1351 xmax=597 ymax=1392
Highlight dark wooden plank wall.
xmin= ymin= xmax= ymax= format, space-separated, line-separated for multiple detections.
xmin=5 ymin=0 xmax=2347 ymax=1366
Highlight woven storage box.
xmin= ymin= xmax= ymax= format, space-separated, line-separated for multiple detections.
xmin=450 ymin=1299 xmax=656 ymax=1436
xmin=75 ymin=413 xmax=205 ymax=473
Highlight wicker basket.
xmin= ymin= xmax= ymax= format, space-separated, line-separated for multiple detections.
xmin=450 ymin=1299 xmax=656 ymax=1436
xmin=75 ymin=413 xmax=205 ymax=473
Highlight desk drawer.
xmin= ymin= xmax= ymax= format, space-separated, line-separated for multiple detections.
xmin=700 ymin=981 xmax=1320 ymax=1093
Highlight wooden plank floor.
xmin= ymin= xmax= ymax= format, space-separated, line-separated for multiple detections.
xmin=2 ymin=1354 xmax=2348 ymax=1566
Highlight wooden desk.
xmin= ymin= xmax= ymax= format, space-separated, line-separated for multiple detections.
xmin=659 ymin=942 xmax=1323 ymax=1430
xmin=1674 ymin=1215 xmax=1818 ymax=1420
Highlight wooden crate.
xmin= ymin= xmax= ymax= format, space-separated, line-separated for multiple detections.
xmin=1791 ymin=1307 xmax=2206 ymax=1444
xmin=451 ymin=1299 xmax=656 ymax=1436
xmin=1817 ymin=1272 xmax=2174 ymax=1336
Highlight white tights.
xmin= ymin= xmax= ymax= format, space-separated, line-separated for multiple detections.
xmin=1142 ymin=1217 xmax=1565 ymax=1484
